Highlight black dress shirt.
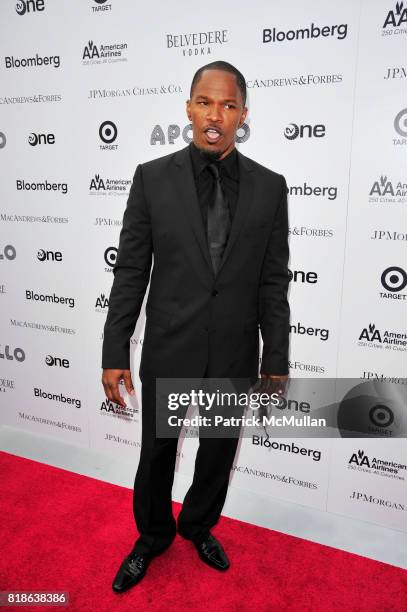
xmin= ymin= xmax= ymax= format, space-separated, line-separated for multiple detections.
xmin=189 ymin=142 xmax=239 ymax=234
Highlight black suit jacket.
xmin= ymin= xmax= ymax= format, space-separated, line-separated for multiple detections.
xmin=102 ymin=144 xmax=290 ymax=381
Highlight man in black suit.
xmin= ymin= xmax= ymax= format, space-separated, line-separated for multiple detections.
xmin=102 ymin=60 xmax=290 ymax=592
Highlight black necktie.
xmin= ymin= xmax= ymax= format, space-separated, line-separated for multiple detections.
xmin=207 ymin=163 xmax=231 ymax=275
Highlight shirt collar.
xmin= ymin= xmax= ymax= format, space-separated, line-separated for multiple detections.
xmin=189 ymin=142 xmax=238 ymax=180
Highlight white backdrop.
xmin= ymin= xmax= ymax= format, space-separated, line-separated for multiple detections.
xmin=0 ymin=0 xmax=406 ymax=534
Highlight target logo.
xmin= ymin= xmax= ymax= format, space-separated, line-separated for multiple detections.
xmin=0 ymin=132 xmax=6 ymax=149
xmin=104 ymin=246 xmax=117 ymax=270
xmin=99 ymin=121 xmax=118 ymax=150
xmin=380 ymin=266 xmax=407 ymax=301
xmin=381 ymin=266 xmax=407 ymax=292
xmin=369 ymin=404 xmax=394 ymax=428
xmin=284 ymin=122 xmax=325 ymax=140
xmin=394 ymin=108 xmax=407 ymax=137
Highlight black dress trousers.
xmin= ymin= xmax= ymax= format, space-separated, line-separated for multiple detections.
xmin=131 ymin=371 xmax=245 ymax=555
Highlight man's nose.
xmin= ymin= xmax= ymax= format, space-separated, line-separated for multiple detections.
xmin=206 ymin=104 xmax=222 ymax=122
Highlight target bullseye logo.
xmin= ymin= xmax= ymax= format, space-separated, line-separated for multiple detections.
xmin=381 ymin=266 xmax=407 ymax=292
xmin=394 ymin=108 xmax=407 ymax=138
xmin=369 ymin=404 xmax=394 ymax=428
xmin=0 ymin=132 xmax=6 ymax=149
xmin=104 ymin=246 xmax=117 ymax=267
xmin=99 ymin=121 xmax=117 ymax=144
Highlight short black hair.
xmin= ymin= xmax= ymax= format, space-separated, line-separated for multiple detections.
xmin=190 ymin=61 xmax=247 ymax=106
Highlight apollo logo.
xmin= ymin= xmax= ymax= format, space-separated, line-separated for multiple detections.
xmin=0 ymin=344 xmax=25 ymax=362
xmin=28 ymin=132 xmax=55 ymax=146
xmin=284 ymin=123 xmax=325 ymax=140
xmin=45 ymin=354 xmax=69 ymax=368
xmin=0 ymin=244 xmax=16 ymax=260
xmin=0 ymin=132 xmax=6 ymax=149
xmin=15 ymin=0 xmax=44 ymax=15
xmin=150 ymin=123 xmax=250 ymax=145
xmin=36 ymin=249 xmax=62 ymax=262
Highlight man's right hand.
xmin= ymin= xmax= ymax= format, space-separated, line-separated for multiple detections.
xmin=102 ymin=368 xmax=135 ymax=408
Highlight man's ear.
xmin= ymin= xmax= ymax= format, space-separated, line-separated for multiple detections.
xmin=186 ymin=99 xmax=192 ymax=121
xmin=238 ymin=106 xmax=248 ymax=128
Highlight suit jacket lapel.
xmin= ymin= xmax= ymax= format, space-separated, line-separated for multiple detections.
xmin=173 ymin=145 xmax=255 ymax=279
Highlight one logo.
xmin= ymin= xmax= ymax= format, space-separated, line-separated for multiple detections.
xmin=284 ymin=123 xmax=325 ymax=139
xmin=104 ymin=246 xmax=117 ymax=267
xmin=99 ymin=121 xmax=117 ymax=144
xmin=0 ymin=132 xmax=6 ymax=149
xmin=381 ymin=266 xmax=407 ymax=292
xmin=16 ymin=0 xmax=45 ymax=15
xmin=28 ymin=132 xmax=55 ymax=146
xmin=36 ymin=249 xmax=62 ymax=262
xmin=45 ymin=354 xmax=69 ymax=368
xmin=394 ymin=108 xmax=407 ymax=137
xmin=284 ymin=123 xmax=299 ymax=140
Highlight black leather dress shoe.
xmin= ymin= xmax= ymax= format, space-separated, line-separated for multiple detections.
xmin=194 ymin=533 xmax=230 ymax=571
xmin=112 ymin=551 xmax=150 ymax=593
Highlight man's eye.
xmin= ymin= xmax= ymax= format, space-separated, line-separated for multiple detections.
xmin=198 ymin=101 xmax=207 ymax=105
xmin=225 ymin=104 xmax=235 ymax=109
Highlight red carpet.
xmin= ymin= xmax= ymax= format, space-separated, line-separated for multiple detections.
xmin=0 ymin=450 xmax=406 ymax=612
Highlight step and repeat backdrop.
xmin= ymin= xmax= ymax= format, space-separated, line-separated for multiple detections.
xmin=0 ymin=0 xmax=406 ymax=533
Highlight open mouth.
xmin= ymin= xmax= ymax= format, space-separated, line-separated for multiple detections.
xmin=204 ymin=127 xmax=223 ymax=144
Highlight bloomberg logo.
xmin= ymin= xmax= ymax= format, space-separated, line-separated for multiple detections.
xmin=263 ymin=22 xmax=348 ymax=44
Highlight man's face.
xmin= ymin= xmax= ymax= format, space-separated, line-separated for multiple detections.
xmin=186 ymin=69 xmax=247 ymax=160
